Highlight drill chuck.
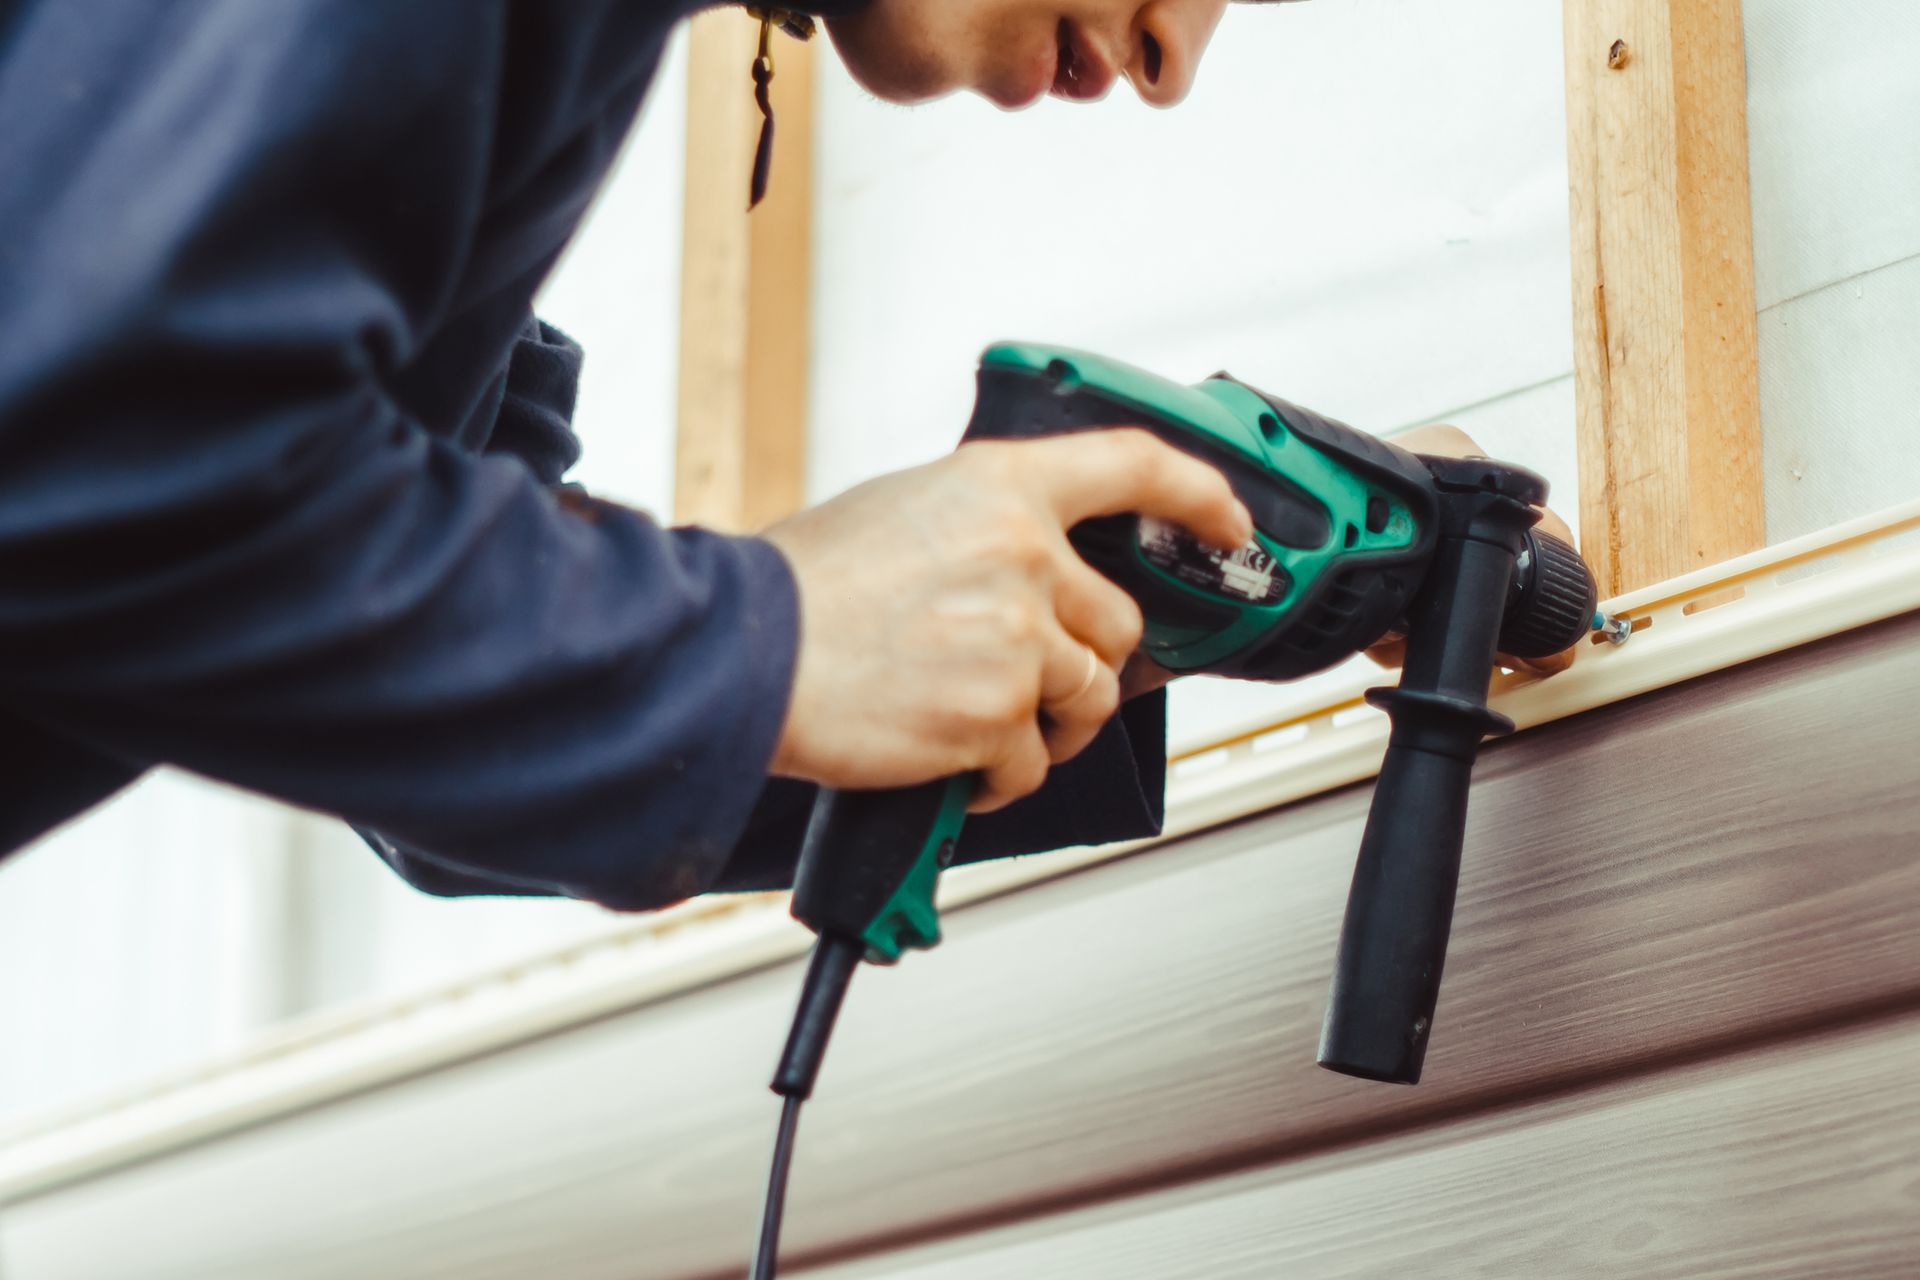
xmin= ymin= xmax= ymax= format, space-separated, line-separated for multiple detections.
xmin=1500 ymin=528 xmax=1599 ymax=659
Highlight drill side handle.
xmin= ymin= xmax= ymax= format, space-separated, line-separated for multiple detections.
xmin=1318 ymin=464 xmax=1539 ymax=1085
xmin=790 ymin=777 xmax=972 ymax=964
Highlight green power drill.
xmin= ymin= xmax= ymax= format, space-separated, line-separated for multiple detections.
xmin=749 ymin=342 xmax=1603 ymax=1277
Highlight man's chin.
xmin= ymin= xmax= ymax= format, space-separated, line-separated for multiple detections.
xmin=823 ymin=18 xmax=951 ymax=105
xmin=977 ymin=81 xmax=1044 ymax=111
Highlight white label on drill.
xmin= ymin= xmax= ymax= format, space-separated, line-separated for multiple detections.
xmin=1137 ymin=517 xmax=1287 ymax=605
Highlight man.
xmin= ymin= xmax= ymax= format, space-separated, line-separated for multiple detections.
xmin=0 ymin=0 xmax=1570 ymax=910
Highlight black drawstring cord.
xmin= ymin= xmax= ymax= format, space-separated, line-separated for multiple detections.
xmin=746 ymin=8 xmax=815 ymax=211
xmin=750 ymin=22 xmax=776 ymax=209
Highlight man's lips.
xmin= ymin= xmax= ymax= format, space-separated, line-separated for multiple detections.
xmin=1051 ymin=19 xmax=1114 ymax=101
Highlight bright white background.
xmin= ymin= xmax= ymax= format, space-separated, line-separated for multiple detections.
xmin=1743 ymin=0 xmax=1920 ymax=544
xmin=5 ymin=0 xmax=1910 ymax=1135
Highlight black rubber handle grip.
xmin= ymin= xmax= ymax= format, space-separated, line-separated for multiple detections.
xmin=790 ymin=776 xmax=971 ymax=964
xmin=1316 ymin=689 xmax=1505 ymax=1083
xmin=1319 ymin=468 xmax=1536 ymax=1085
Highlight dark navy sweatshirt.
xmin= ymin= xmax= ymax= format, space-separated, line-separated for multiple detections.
xmin=0 ymin=0 xmax=1165 ymax=910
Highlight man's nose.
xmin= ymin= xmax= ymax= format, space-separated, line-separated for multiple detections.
xmin=1125 ymin=0 xmax=1227 ymax=107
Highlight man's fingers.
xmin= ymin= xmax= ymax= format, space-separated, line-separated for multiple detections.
xmin=1032 ymin=429 xmax=1252 ymax=550
xmin=1036 ymin=621 xmax=1122 ymax=765
xmin=1053 ymin=555 xmax=1145 ymax=669
xmin=1362 ymin=633 xmax=1407 ymax=670
xmin=975 ymin=621 xmax=1123 ymax=813
xmin=1380 ymin=425 xmax=1585 ymax=677
xmin=1041 ymin=666 xmax=1121 ymax=764
xmin=969 ymin=724 xmax=1053 ymax=814
xmin=1042 ymin=663 xmax=1122 ymax=759
xmin=1038 ymin=626 xmax=1106 ymax=707
xmin=1118 ymin=651 xmax=1177 ymax=701
xmin=1509 ymin=646 xmax=1575 ymax=677
xmin=1533 ymin=505 xmax=1576 ymax=548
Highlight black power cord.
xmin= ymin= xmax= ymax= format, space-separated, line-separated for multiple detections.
xmin=750 ymin=935 xmax=863 ymax=1280
xmin=752 ymin=1096 xmax=803 ymax=1279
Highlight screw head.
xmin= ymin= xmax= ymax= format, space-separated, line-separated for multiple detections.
xmin=1592 ymin=614 xmax=1633 ymax=646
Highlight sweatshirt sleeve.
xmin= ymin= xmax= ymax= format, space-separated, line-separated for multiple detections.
xmin=484 ymin=316 xmax=588 ymax=486
xmin=0 ymin=2 xmax=796 ymax=910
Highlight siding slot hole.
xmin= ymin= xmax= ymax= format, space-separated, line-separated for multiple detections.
xmin=1254 ymin=724 xmax=1311 ymax=752
xmin=1682 ymin=587 xmax=1746 ymax=616
xmin=1173 ymin=747 xmax=1232 ymax=778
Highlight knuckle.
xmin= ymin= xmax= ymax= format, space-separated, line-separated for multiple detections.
xmin=981 ymin=682 xmax=1032 ymax=730
xmin=986 ymin=514 xmax=1054 ymax=572
xmin=949 ymin=679 xmax=1020 ymax=737
xmin=1121 ymin=434 xmax=1164 ymax=486
xmin=989 ymin=598 xmax=1042 ymax=647
xmin=970 ymin=780 xmax=1009 ymax=814
xmin=959 ymin=439 xmax=1012 ymax=475
xmin=1054 ymin=666 xmax=1118 ymax=728
xmin=1008 ymin=749 xmax=1048 ymax=798
xmin=1088 ymin=673 xmax=1121 ymax=721
xmin=958 ymin=443 xmax=1025 ymax=498
xmin=1015 ymin=531 xmax=1055 ymax=575
xmin=1083 ymin=592 xmax=1142 ymax=665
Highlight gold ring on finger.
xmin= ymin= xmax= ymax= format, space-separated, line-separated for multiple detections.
xmin=1067 ymin=646 xmax=1100 ymax=702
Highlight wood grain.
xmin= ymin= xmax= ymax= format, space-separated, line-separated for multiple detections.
xmin=6 ymin=615 xmax=1920 ymax=1279
xmin=674 ymin=10 xmax=813 ymax=532
xmin=807 ymin=1014 xmax=1920 ymax=1279
xmin=1562 ymin=0 xmax=1764 ymax=594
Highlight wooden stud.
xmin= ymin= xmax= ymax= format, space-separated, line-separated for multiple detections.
xmin=674 ymin=10 xmax=815 ymax=532
xmin=1562 ymin=0 xmax=1765 ymax=596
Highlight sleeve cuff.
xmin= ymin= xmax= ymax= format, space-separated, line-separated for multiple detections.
xmin=954 ymin=688 xmax=1167 ymax=866
xmin=584 ymin=529 xmax=803 ymax=910
xmin=704 ymin=689 xmax=1169 ymax=895
xmin=358 ymin=525 xmax=805 ymax=913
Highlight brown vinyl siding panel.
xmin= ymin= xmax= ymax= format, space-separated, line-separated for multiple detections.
xmin=6 ymin=609 xmax=1918 ymax=1277
xmin=811 ymin=1015 xmax=1920 ymax=1279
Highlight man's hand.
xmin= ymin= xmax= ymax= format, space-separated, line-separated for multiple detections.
xmin=1363 ymin=423 xmax=1581 ymax=677
xmin=763 ymin=430 xmax=1251 ymax=813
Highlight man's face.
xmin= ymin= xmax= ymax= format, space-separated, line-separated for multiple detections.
xmin=824 ymin=0 xmax=1230 ymax=111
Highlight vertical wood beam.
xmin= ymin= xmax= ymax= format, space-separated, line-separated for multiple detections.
xmin=674 ymin=11 xmax=815 ymax=532
xmin=1562 ymin=0 xmax=1765 ymax=596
